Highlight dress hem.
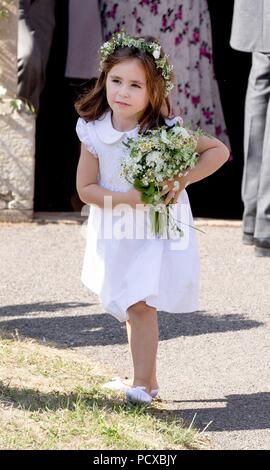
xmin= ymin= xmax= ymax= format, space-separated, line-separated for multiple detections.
xmin=82 ymin=278 xmax=199 ymax=323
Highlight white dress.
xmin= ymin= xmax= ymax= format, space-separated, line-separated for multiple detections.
xmin=76 ymin=110 xmax=200 ymax=323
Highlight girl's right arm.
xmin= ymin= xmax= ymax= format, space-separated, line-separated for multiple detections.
xmin=76 ymin=144 xmax=142 ymax=209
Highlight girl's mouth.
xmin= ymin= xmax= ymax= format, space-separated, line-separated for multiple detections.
xmin=115 ymin=101 xmax=130 ymax=107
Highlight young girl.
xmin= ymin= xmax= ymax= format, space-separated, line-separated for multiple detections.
xmin=75 ymin=32 xmax=229 ymax=405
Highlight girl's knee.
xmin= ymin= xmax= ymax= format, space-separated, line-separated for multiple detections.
xmin=128 ymin=300 xmax=156 ymax=316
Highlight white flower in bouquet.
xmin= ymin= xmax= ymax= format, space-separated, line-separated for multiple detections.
xmin=160 ymin=129 xmax=172 ymax=145
xmin=172 ymin=126 xmax=190 ymax=138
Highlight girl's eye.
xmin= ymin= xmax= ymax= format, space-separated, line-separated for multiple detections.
xmin=111 ymin=79 xmax=141 ymax=88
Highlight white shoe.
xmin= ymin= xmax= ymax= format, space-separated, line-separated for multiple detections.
xmin=126 ymin=386 xmax=152 ymax=404
xmin=102 ymin=377 xmax=129 ymax=392
xmin=150 ymin=388 xmax=159 ymax=398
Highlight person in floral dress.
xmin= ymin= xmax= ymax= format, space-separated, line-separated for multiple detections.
xmin=99 ymin=0 xmax=230 ymax=148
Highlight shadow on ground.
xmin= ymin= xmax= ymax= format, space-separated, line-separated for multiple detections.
xmin=171 ymin=392 xmax=270 ymax=433
xmin=0 ymin=301 xmax=263 ymax=347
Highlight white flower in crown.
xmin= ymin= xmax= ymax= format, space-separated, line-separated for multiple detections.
xmin=101 ymin=41 xmax=110 ymax=49
xmin=152 ymin=45 xmax=161 ymax=59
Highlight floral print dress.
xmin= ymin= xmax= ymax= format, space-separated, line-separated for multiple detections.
xmin=100 ymin=0 xmax=230 ymax=148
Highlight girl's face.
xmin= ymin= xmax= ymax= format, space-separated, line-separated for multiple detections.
xmin=106 ymin=59 xmax=149 ymax=121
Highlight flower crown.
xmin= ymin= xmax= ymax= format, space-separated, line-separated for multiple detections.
xmin=99 ymin=30 xmax=174 ymax=97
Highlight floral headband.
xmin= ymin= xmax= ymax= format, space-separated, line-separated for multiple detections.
xmin=99 ymin=30 xmax=174 ymax=97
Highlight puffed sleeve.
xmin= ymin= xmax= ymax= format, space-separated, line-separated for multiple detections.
xmin=76 ymin=117 xmax=98 ymax=157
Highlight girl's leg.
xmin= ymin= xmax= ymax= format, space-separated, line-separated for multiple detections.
xmin=126 ymin=320 xmax=158 ymax=390
xmin=126 ymin=301 xmax=159 ymax=394
xmin=150 ymin=359 xmax=158 ymax=391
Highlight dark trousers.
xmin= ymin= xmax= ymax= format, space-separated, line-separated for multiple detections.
xmin=17 ymin=0 xmax=56 ymax=113
xmin=242 ymin=52 xmax=270 ymax=238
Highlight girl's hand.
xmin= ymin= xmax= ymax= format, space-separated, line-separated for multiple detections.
xmin=160 ymin=175 xmax=189 ymax=205
xmin=125 ymin=187 xmax=144 ymax=208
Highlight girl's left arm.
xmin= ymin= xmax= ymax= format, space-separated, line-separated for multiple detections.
xmin=161 ymin=135 xmax=230 ymax=205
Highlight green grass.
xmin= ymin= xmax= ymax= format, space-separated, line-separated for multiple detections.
xmin=0 ymin=331 xmax=210 ymax=450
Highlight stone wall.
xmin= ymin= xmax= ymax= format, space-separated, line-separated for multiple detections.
xmin=0 ymin=0 xmax=35 ymax=222
xmin=0 ymin=101 xmax=35 ymax=221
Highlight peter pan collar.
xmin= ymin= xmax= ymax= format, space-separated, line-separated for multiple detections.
xmin=93 ymin=110 xmax=178 ymax=144
xmin=94 ymin=110 xmax=139 ymax=144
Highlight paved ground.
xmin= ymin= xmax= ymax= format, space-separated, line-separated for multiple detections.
xmin=0 ymin=213 xmax=270 ymax=450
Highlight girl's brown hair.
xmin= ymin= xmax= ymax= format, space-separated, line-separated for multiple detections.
xmin=75 ymin=35 xmax=175 ymax=132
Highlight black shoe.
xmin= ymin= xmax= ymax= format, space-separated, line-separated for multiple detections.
xmin=254 ymin=238 xmax=270 ymax=257
xmin=243 ymin=231 xmax=254 ymax=245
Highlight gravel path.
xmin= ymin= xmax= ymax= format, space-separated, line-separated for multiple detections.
xmin=0 ymin=215 xmax=269 ymax=450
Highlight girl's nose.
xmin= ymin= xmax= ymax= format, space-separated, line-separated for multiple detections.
xmin=119 ymin=86 xmax=129 ymax=98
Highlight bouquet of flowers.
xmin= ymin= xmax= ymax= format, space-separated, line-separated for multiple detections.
xmin=120 ymin=121 xmax=203 ymax=238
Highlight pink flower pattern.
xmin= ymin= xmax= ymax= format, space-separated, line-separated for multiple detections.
xmin=100 ymin=0 xmax=230 ymax=148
